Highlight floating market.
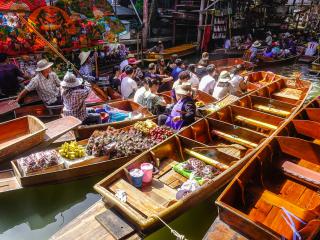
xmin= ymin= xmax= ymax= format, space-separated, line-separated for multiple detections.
xmin=0 ymin=1 xmax=319 ymax=240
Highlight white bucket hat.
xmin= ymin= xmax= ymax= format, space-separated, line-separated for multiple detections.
xmin=252 ymin=41 xmax=261 ymax=48
xmin=36 ymin=59 xmax=53 ymax=72
xmin=218 ymin=70 xmax=231 ymax=82
xmin=175 ymin=82 xmax=192 ymax=96
xmin=79 ymin=51 xmax=91 ymax=65
xmin=61 ymin=70 xmax=83 ymax=88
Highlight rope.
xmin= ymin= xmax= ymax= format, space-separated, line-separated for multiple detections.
xmin=151 ymin=215 xmax=187 ymax=240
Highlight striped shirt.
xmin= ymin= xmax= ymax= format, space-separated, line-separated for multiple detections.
xmin=25 ymin=72 xmax=60 ymax=105
xmin=62 ymin=86 xmax=91 ymax=121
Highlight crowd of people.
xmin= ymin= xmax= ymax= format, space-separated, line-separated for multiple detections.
xmin=0 ymin=50 xmax=248 ymax=131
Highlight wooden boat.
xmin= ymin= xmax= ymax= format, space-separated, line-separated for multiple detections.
xmin=298 ymin=55 xmax=317 ymax=64
xmin=210 ymin=49 xmax=246 ymax=60
xmin=310 ymin=57 xmax=320 ymax=73
xmin=257 ymin=54 xmax=299 ymax=67
xmin=245 ymin=71 xmax=281 ymax=92
xmin=76 ymin=100 xmax=154 ymax=140
xmin=158 ymin=90 xmax=216 ymax=105
xmin=208 ymin=58 xmax=254 ymax=73
xmin=92 ymin=77 xmax=311 ymax=233
xmin=145 ymin=43 xmax=197 ymax=61
xmin=210 ymin=97 xmax=320 ymax=240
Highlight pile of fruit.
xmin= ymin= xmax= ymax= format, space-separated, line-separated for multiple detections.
xmin=195 ymin=101 xmax=205 ymax=108
xmin=86 ymin=127 xmax=156 ymax=158
xmin=133 ymin=120 xmax=157 ymax=134
xmin=150 ymin=126 xmax=174 ymax=142
xmin=17 ymin=150 xmax=61 ymax=175
xmin=59 ymin=141 xmax=86 ymax=160
xmin=182 ymin=158 xmax=221 ymax=179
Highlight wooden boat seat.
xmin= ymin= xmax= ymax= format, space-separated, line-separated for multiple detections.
xmin=159 ymin=169 xmax=188 ymax=189
xmin=272 ymin=88 xmax=302 ymax=102
xmin=292 ymin=120 xmax=320 ymax=140
xmin=253 ymin=104 xmax=291 ymax=117
xmin=235 ymin=115 xmax=278 ymax=131
xmin=279 ymin=161 xmax=320 ymax=189
xmin=213 ymin=130 xmax=258 ymax=149
xmin=305 ymin=108 xmax=320 ymax=123
xmin=250 ymin=188 xmax=320 ymax=223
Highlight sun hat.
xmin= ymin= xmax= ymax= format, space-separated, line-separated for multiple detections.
xmin=202 ymin=52 xmax=209 ymax=60
xmin=252 ymin=41 xmax=261 ymax=48
xmin=79 ymin=51 xmax=91 ymax=65
xmin=61 ymin=70 xmax=83 ymax=88
xmin=128 ymin=58 xmax=141 ymax=65
xmin=36 ymin=59 xmax=54 ymax=72
xmin=175 ymin=82 xmax=192 ymax=96
xmin=218 ymin=70 xmax=231 ymax=82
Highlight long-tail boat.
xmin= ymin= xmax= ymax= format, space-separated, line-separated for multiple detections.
xmin=91 ymin=77 xmax=311 ymax=233
xmin=204 ymin=97 xmax=320 ymax=240
xmin=257 ymin=54 xmax=299 ymax=67
xmin=208 ymin=58 xmax=254 ymax=73
xmin=145 ymin=43 xmax=197 ymax=61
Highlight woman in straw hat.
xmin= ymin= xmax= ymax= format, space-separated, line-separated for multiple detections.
xmin=158 ymin=82 xmax=196 ymax=130
xmin=249 ymin=41 xmax=261 ymax=62
xmin=79 ymin=51 xmax=96 ymax=82
xmin=16 ymin=59 xmax=62 ymax=106
xmin=61 ymin=70 xmax=101 ymax=125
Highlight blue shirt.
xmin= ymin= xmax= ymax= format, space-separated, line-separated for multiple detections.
xmin=171 ymin=67 xmax=182 ymax=81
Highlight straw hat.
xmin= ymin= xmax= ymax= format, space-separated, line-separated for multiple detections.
xmin=252 ymin=41 xmax=261 ymax=48
xmin=36 ymin=59 xmax=53 ymax=72
xmin=175 ymin=82 xmax=192 ymax=96
xmin=61 ymin=70 xmax=83 ymax=88
xmin=79 ymin=51 xmax=91 ymax=65
xmin=202 ymin=52 xmax=209 ymax=60
xmin=218 ymin=71 xmax=231 ymax=82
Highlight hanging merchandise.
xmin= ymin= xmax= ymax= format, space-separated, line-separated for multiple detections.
xmin=0 ymin=0 xmax=46 ymax=12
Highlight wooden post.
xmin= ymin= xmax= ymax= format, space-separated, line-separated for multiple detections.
xmin=197 ymin=0 xmax=206 ymax=50
xmin=142 ymin=0 xmax=148 ymax=49
xmin=172 ymin=0 xmax=178 ymax=45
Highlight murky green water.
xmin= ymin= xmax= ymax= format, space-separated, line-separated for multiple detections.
xmin=0 ymin=64 xmax=319 ymax=240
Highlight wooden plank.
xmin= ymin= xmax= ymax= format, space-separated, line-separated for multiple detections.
xmin=292 ymin=120 xmax=320 ymax=140
xmin=141 ymin=180 xmax=177 ymax=206
xmin=0 ymin=170 xmax=21 ymax=193
xmin=272 ymin=88 xmax=302 ymax=101
xmin=153 ymin=159 xmax=179 ymax=179
xmin=95 ymin=209 xmax=136 ymax=240
xmin=159 ymin=169 xmax=187 ymax=188
xmin=306 ymin=108 xmax=320 ymax=123
xmin=109 ymin=179 xmax=165 ymax=217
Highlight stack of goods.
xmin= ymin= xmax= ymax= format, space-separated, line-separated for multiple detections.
xmin=174 ymin=158 xmax=222 ymax=185
xmin=16 ymin=150 xmax=63 ymax=176
xmin=58 ymin=141 xmax=86 ymax=160
xmin=134 ymin=120 xmax=174 ymax=143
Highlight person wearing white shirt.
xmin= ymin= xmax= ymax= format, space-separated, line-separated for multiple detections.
xmin=199 ymin=64 xmax=217 ymax=95
xmin=212 ymin=71 xmax=232 ymax=100
xmin=305 ymin=39 xmax=319 ymax=56
xmin=121 ymin=65 xmax=137 ymax=99
xmin=187 ymin=64 xmax=200 ymax=89
xmin=134 ymin=78 xmax=149 ymax=104
xmin=229 ymin=65 xmax=247 ymax=96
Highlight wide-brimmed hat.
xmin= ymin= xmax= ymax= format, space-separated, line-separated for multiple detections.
xmin=36 ymin=59 xmax=53 ymax=72
xmin=175 ymin=82 xmax=192 ymax=96
xmin=202 ymin=52 xmax=209 ymax=60
xmin=252 ymin=41 xmax=261 ymax=48
xmin=61 ymin=70 xmax=83 ymax=88
xmin=218 ymin=70 xmax=231 ymax=82
xmin=79 ymin=51 xmax=91 ymax=65
xmin=128 ymin=58 xmax=141 ymax=65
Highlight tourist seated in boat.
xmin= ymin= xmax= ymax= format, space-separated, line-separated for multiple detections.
xmin=128 ymin=57 xmax=143 ymax=83
xmin=199 ymin=64 xmax=217 ymax=95
xmin=158 ymin=83 xmax=195 ymax=130
xmin=198 ymin=52 xmax=209 ymax=67
xmin=120 ymin=65 xmax=137 ymax=99
xmin=141 ymin=78 xmax=167 ymax=115
xmin=109 ymin=65 xmax=121 ymax=92
xmin=120 ymin=53 xmax=134 ymax=72
xmin=305 ymin=38 xmax=319 ymax=56
xmin=172 ymin=71 xmax=192 ymax=101
xmin=265 ymin=31 xmax=273 ymax=46
xmin=79 ymin=51 xmax=96 ymax=82
xmin=0 ymin=53 xmax=28 ymax=99
xmin=145 ymin=63 xmax=173 ymax=92
xmin=134 ymin=78 xmax=149 ymax=105
xmin=15 ymin=59 xmax=62 ymax=106
xmin=263 ymin=46 xmax=274 ymax=58
xmin=212 ymin=71 xmax=232 ymax=100
xmin=230 ymin=65 xmax=247 ymax=96
xmin=156 ymin=58 xmax=166 ymax=75
xmin=171 ymin=58 xmax=185 ymax=81
xmin=249 ymin=41 xmax=261 ymax=62
xmin=61 ymin=70 xmax=101 ymax=125
xmin=166 ymin=54 xmax=178 ymax=74
xmin=147 ymin=40 xmax=164 ymax=54
xmin=187 ymin=64 xmax=200 ymax=89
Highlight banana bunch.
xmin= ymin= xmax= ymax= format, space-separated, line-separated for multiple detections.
xmin=133 ymin=120 xmax=157 ymax=134
xmin=59 ymin=141 xmax=86 ymax=160
xmin=196 ymin=101 xmax=205 ymax=108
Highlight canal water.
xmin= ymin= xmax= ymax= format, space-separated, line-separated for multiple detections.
xmin=0 ymin=63 xmax=319 ymax=240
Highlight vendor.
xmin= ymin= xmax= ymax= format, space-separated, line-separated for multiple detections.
xmin=265 ymin=31 xmax=273 ymax=46
xmin=198 ymin=52 xmax=209 ymax=67
xmin=212 ymin=71 xmax=232 ymax=100
xmin=79 ymin=51 xmax=96 ymax=82
xmin=148 ymin=41 xmax=164 ymax=54
xmin=249 ymin=41 xmax=261 ymax=62
xmin=61 ymin=70 xmax=101 ymax=125
xmin=120 ymin=65 xmax=137 ymax=99
xmin=158 ymin=83 xmax=196 ymax=130
xmin=15 ymin=59 xmax=62 ymax=106
xmin=0 ymin=53 xmax=27 ymax=98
